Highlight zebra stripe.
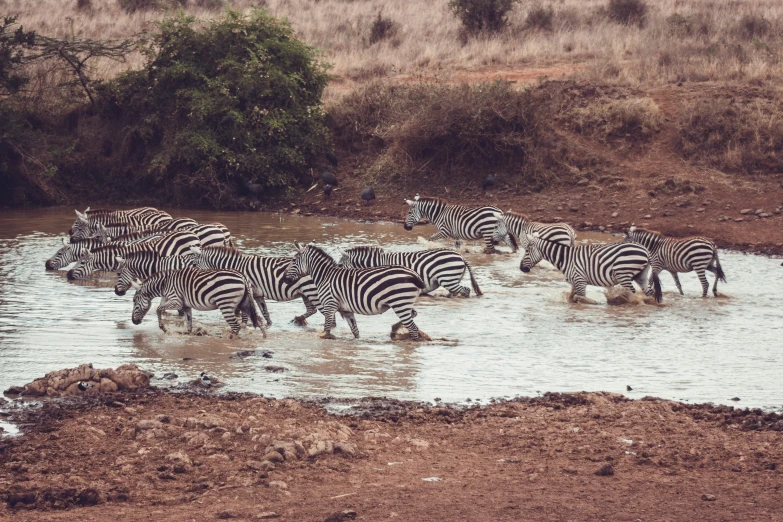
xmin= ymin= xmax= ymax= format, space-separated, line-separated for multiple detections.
xmin=114 ymin=251 xmax=196 ymax=296
xmin=192 ymin=246 xmax=320 ymax=326
xmin=284 ymin=243 xmax=426 ymax=340
xmin=159 ymin=218 xmax=199 ymax=231
xmin=66 ymin=230 xmax=200 ymax=280
xmin=71 ymin=211 xmax=172 ymax=240
xmin=623 ymin=227 xmax=726 ymax=297
xmin=521 ymin=235 xmax=662 ymax=304
xmin=494 ymin=212 xmax=575 ymax=255
xmin=45 ymin=237 xmax=105 ymax=271
xmin=339 ymin=246 xmax=482 ymax=297
xmin=403 ymin=195 xmax=515 ymax=253
xmin=190 ymin=224 xmax=233 ymax=248
xmin=131 ymin=267 xmax=263 ymax=336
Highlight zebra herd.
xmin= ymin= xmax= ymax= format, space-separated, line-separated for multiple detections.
xmin=45 ymin=197 xmax=727 ymax=341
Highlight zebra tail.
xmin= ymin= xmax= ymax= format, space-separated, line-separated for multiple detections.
xmin=411 ymin=274 xmax=426 ymax=290
xmin=651 ymin=270 xmax=663 ymax=304
xmin=507 ymin=231 xmax=518 ymax=252
xmin=465 ymin=261 xmax=483 ymax=297
xmin=239 ymin=285 xmax=262 ymax=330
xmin=713 ymin=252 xmax=727 ymax=283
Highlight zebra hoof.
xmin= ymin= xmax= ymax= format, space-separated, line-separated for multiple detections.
xmin=292 ymin=316 xmax=307 ymax=326
xmin=319 ymin=332 xmax=336 ymax=340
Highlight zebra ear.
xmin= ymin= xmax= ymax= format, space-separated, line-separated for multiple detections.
xmin=405 ymin=199 xmax=414 ymax=206
xmin=75 ymin=210 xmax=88 ymax=222
xmin=130 ymin=280 xmax=141 ymax=290
xmin=294 ymin=241 xmax=303 ymax=252
xmin=526 ymin=233 xmax=536 ymax=242
xmin=115 ymin=255 xmax=125 ymax=264
xmin=414 ymin=194 xmax=420 ymax=201
xmin=85 ymin=206 xmax=90 ymax=213
xmin=629 ymin=224 xmax=636 ymax=233
xmin=189 ymin=245 xmax=202 ymax=255
xmin=61 ymin=237 xmax=68 ymax=246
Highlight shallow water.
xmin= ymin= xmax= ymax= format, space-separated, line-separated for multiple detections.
xmin=1 ymin=207 xmax=782 ymax=410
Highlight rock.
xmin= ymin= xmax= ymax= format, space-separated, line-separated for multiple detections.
xmin=663 ymin=210 xmax=674 ymax=217
xmin=760 ymin=213 xmax=771 ymax=218
xmin=155 ymin=414 xmax=171 ymax=423
xmin=136 ymin=420 xmax=165 ymax=431
xmin=264 ymin=366 xmax=287 ymax=373
xmin=740 ymin=208 xmax=753 ymax=214
xmin=702 ymin=494 xmax=716 ymax=501
xmin=162 ymin=372 xmax=178 ymax=380
xmin=595 ymin=463 xmax=614 ymax=476
xmin=643 ymin=214 xmax=651 ymax=219
xmin=754 ymin=208 xmax=763 ymax=215
xmin=308 ymin=440 xmax=334 ymax=457
xmin=3 ymin=385 xmax=24 ymax=396
xmin=333 ymin=442 xmax=358 ymax=457
xmin=167 ymin=451 xmax=192 ymax=467
xmin=262 ymin=451 xmax=285 ymax=464
xmin=577 ymin=177 xmax=589 ymax=186
xmin=611 ymin=212 xmax=618 ymax=218
xmin=217 ymin=511 xmax=238 ymax=519
xmin=265 ymin=441 xmax=301 ymax=460
xmin=324 ymin=510 xmax=358 ymax=522
xmin=245 ymin=460 xmax=269 ymax=471
xmin=410 ymin=439 xmax=430 ymax=451
xmin=269 ymin=480 xmax=287 ymax=490
xmin=100 ymin=378 xmax=118 ymax=393
xmin=18 ymin=363 xmax=150 ymax=397
xmin=734 ymin=218 xmax=744 ymax=222
xmin=731 ymin=397 xmax=740 ymax=401
xmin=257 ymin=513 xmax=280 ymax=520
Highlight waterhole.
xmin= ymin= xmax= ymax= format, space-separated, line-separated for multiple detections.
xmin=0 ymin=207 xmax=781 ymax=410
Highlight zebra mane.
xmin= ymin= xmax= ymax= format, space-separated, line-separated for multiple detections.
xmin=306 ymin=245 xmax=336 ymax=264
xmin=505 ymin=210 xmax=530 ymax=220
xmin=66 ymin=236 xmax=101 ymax=244
xmin=346 ymin=246 xmax=383 ymax=254
xmin=629 ymin=227 xmax=662 ymax=237
xmin=91 ymin=243 xmax=154 ymax=254
xmin=85 ymin=209 xmax=117 ymax=215
xmin=121 ymin=250 xmax=163 ymax=261
xmin=415 ymin=196 xmax=448 ymax=205
xmin=110 ymin=231 xmax=158 ymax=242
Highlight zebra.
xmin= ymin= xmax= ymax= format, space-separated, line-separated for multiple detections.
xmin=46 ymin=237 xmax=106 ymax=271
xmin=130 ymin=267 xmax=264 ymax=337
xmin=158 ymin=218 xmax=199 ymax=231
xmin=189 ymin=224 xmax=233 ymax=248
xmin=284 ymin=242 xmax=427 ymax=340
xmin=623 ymin=225 xmax=726 ymax=297
xmin=338 ymin=246 xmax=482 ymax=297
xmin=520 ymin=233 xmax=662 ymax=304
xmin=70 ymin=210 xmax=172 ymax=240
xmin=493 ymin=211 xmax=576 ymax=255
xmin=67 ymin=207 xmax=159 ymax=235
xmin=66 ymin=230 xmax=200 ymax=280
xmin=190 ymin=246 xmax=320 ymax=326
xmin=403 ymin=194 xmax=516 ymax=253
xmin=114 ymin=251 xmax=197 ymax=296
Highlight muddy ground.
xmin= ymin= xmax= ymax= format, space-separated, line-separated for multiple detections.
xmin=294 ymin=82 xmax=783 ymax=256
xmin=2 ymin=390 xmax=782 ymax=521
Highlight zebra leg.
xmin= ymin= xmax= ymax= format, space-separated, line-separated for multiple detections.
xmin=155 ymin=296 xmax=182 ymax=333
xmin=293 ymin=295 xmax=317 ymax=326
xmin=320 ymin=306 xmax=337 ymax=340
xmin=184 ymin=307 xmax=193 ymax=333
xmin=570 ymin=281 xmax=598 ymax=305
xmin=442 ymin=277 xmax=471 ymax=298
xmin=391 ymin=305 xmax=427 ymax=341
xmin=696 ymin=269 xmax=709 ymax=298
xmin=428 ymin=231 xmax=448 ymax=243
xmin=219 ymin=305 xmax=243 ymax=337
xmin=340 ymin=311 xmax=360 ymax=338
xmin=670 ymin=271 xmax=684 ymax=295
xmin=482 ymin=232 xmax=497 ymax=254
xmin=705 ymin=266 xmax=720 ymax=296
xmin=253 ymin=296 xmax=272 ymax=327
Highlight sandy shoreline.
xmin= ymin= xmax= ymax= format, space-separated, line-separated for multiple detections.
xmin=2 ymin=388 xmax=782 ymax=520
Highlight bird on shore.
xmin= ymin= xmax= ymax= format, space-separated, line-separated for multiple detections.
xmin=77 ymin=381 xmax=92 ymax=391
xmin=361 ymin=186 xmax=376 ymax=205
xmin=321 ymin=167 xmax=338 ymax=187
xmin=482 ymin=174 xmax=496 ymax=192
xmin=626 ymin=385 xmax=633 ymax=391
xmin=244 ymin=180 xmax=263 ymax=196
xmin=200 ymin=372 xmax=212 ymax=388
xmin=323 ymin=184 xmax=333 ymax=199
xmin=325 ymin=151 xmax=338 ymax=167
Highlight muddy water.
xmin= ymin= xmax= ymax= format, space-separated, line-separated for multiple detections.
xmin=1 ymin=207 xmax=782 ymax=410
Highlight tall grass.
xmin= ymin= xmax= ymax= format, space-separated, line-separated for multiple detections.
xmin=8 ymin=0 xmax=783 ymax=88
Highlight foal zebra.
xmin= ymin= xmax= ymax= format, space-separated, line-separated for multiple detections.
xmin=284 ymin=243 xmax=427 ymax=340
xmin=191 ymin=246 xmax=321 ymax=326
xmin=494 ymin=211 xmax=575 ymax=254
xmin=403 ymin=195 xmax=516 ymax=253
xmin=67 ymin=230 xmax=200 ymax=280
xmin=338 ymin=246 xmax=482 ymax=297
xmin=623 ymin=226 xmax=726 ymax=297
xmin=114 ymin=251 xmax=196 ymax=296
xmin=521 ymin=234 xmax=662 ymax=304
xmin=131 ymin=267 xmax=263 ymax=337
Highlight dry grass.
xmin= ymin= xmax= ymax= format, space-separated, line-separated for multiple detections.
xmin=7 ymin=0 xmax=782 ymax=90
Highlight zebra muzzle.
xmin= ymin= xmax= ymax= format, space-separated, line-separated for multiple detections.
xmin=115 ymin=287 xmax=126 ymax=296
xmin=45 ymin=260 xmax=55 ymax=270
xmin=403 ymin=224 xmax=413 ymax=231
xmin=520 ymin=266 xmax=530 ymax=273
xmin=66 ymin=270 xmax=76 ymax=280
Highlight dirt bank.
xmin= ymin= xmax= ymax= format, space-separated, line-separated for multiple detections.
xmin=2 ymin=390 xmax=782 ymax=521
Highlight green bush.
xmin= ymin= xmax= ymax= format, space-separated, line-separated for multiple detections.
xmin=0 ymin=16 xmax=36 ymax=95
xmin=448 ymin=0 xmax=518 ymax=35
xmin=98 ymin=10 xmax=330 ymax=207
xmin=607 ymin=0 xmax=647 ymax=27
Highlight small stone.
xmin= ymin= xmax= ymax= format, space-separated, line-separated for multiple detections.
xmin=760 ymin=213 xmax=771 ymax=218
xmin=696 ymin=208 xmax=705 ymax=213
xmin=162 ymin=372 xmax=178 ymax=380
xmin=324 ymin=510 xmax=358 ymax=522
xmin=595 ymin=463 xmax=614 ymax=476
xmin=410 ymin=439 xmax=430 ymax=451
xmin=577 ymin=177 xmax=589 ymax=186
xmin=740 ymin=208 xmax=753 ymax=214
xmin=643 ymin=214 xmax=651 ymax=219
xmin=217 ymin=511 xmax=237 ymax=519
xmin=702 ymin=494 xmax=716 ymax=501
xmin=754 ymin=208 xmax=763 ymax=215
xmin=734 ymin=218 xmax=744 ymax=222
xmin=257 ymin=513 xmax=280 ymax=520
xmin=663 ymin=210 xmax=674 ymax=217
xmin=136 ymin=420 xmax=164 ymax=431
xmin=269 ymin=480 xmax=287 ymax=490
xmin=611 ymin=212 xmax=618 ymax=218
xmin=263 ymin=451 xmax=285 ymax=464
xmin=731 ymin=397 xmax=740 ymax=401
xmin=308 ymin=440 xmax=334 ymax=457
xmin=333 ymin=442 xmax=358 ymax=457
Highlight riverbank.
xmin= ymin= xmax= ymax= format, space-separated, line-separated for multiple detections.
xmin=2 ymin=389 xmax=782 ymax=520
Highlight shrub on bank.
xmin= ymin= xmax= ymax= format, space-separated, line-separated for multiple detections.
xmin=676 ymin=98 xmax=783 ymax=175
xmin=572 ymin=97 xmax=662 ymax=142
xmin=96 ymin=10 xmax=330 ymax=207
xmin=329 ymin=81 xmax=580 ymax=190
xmin=606 ymin=0 xmax=647 ymax=28
xmin=448 ymin=0 xmax=518 ymax=35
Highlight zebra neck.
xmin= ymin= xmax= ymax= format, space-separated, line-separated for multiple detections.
xmin=543 ymin=242 xmax=570 ymax=270
xmin=420 ymin=202 xmax=443 ymax=223
xmin=309 ymin=259 xmax=339 ymax=283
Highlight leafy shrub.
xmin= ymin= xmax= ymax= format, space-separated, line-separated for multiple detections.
xmin=117 ymin=0 xmax=186 ymax=12
xmin=737 ymin=14 xmax=769 ymax=40
xmin=330 ymin=81 xmax=579 ymax=190
xmin=676 ymin=98 xmax=783 ymax=174
xmin=525 ymin=6 xmax=554 ymax=32
xmin=0 ymin=16 xmax=36 ymax=95
xmin=666 ymin=13 xmax=711 ymax=37
xmin=572 ymin=97 xmax=662 ymax=142
xmin=97 ymin=10 xmax=330 ymax=207
xmin=448 ymin=0 xmax=518 ymax=34
xmin=606 ymin=0 xmax=647 ymax=27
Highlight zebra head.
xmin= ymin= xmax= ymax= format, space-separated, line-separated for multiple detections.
xmin=623 ymin=224 xmax=638 ymax=243
xmin=114 ymin=255 xmax=134 ymax=296
xmin=131 ymin=280 xmax=150 ymax=325
xmin=284 ymin=241 xmax=310 ymax=283
xmin=69 ymin=210 xmax=92 ymax=240
xmin=403 ymin=194 xmax=422 ymax=231
xmin=520 ymin=234 xmax=544 ymax=273
xmin=46 ymin=238 xmax=78 ymax=270
xmin=66 ymin=249 xmax=97 ymax=280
